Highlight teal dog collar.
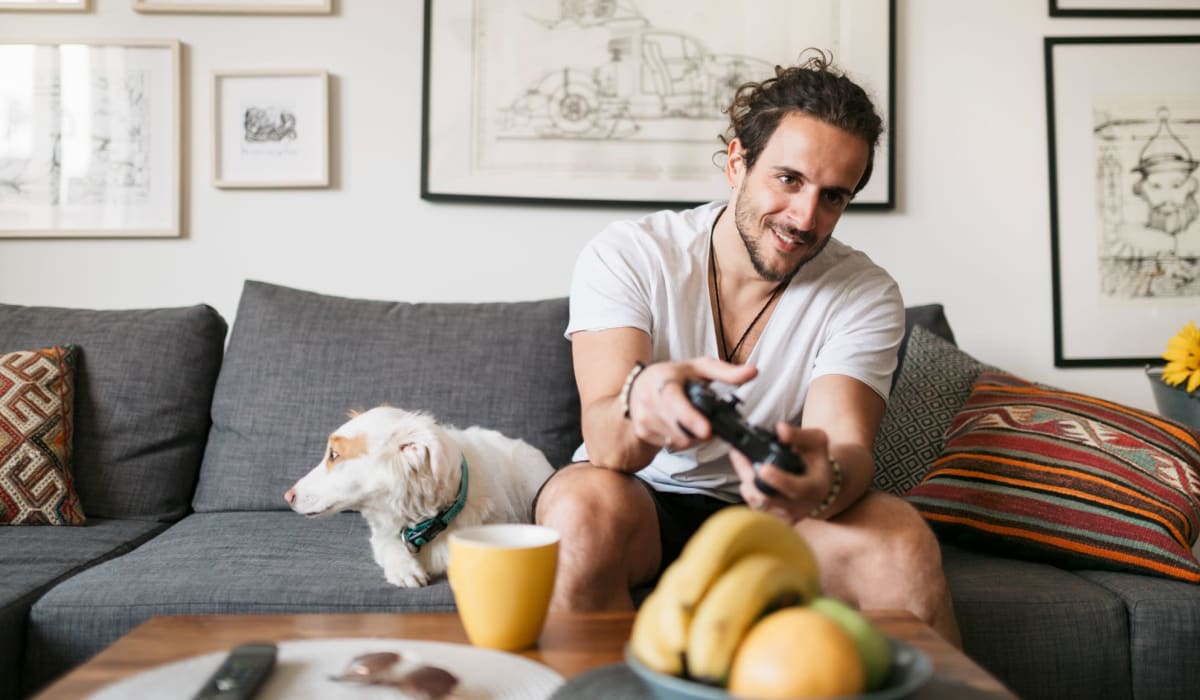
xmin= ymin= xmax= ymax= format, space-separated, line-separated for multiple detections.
xmin=402 ymin=455 xmax=469 ymax=552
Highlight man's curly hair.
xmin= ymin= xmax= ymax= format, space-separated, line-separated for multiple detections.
xmin=720 ymin=50 xmax=883 ymax=194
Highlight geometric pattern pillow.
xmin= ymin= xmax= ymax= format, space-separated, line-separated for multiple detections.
xmin=908 ymin=372 xmax=1200 ymax=583
xmin=0 ymin=345 xmax=85 ymax=525
xmin=872 ymin=326 xmax=999 ymax=495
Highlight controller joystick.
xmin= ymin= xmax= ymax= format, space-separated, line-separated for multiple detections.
xmin=683 ymin=380 xmax=804 ymax=497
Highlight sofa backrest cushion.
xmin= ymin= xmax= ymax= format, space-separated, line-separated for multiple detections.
xmin=0 ymin=303 xmax=228 ymax=521
xmin=192 ymin=280 xmax=582 ymax=512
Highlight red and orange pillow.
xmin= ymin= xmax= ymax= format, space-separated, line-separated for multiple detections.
xmin=908 ymin=372 xmax=1200 ymax=583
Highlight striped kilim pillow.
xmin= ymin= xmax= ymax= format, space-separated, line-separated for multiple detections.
xmin=908 ymin=372 xmax=1200 ymax=583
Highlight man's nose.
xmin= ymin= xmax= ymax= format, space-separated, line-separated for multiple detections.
xmin=785 ymin=189 xmax=820 ymax=231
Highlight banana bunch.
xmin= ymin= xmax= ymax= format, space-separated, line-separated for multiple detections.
xmin=629 ymin=506 xmax=821 ymax=685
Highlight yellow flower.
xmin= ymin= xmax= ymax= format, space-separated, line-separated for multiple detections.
xmin=1162 ymin=321 xmax=1200 ymax=394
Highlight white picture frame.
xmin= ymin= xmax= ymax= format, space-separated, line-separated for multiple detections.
xmin=422 ymin=0 xmax=895 ymax=209
xmin=1045 ymin=35 xmax=1200 ymax=366
xmin=0 ymin=39 xmax=181 ymax=238
xmin=212 ymin=70 xmax=330 ymax=189
xmin=0 ymin=0 xmax=88 ymax=11
xmin=134 ymin=0 xmax=330 ymax=14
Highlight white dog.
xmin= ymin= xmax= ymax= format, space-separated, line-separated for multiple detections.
xmin=284 ymin=406 xmax=554 ymax=587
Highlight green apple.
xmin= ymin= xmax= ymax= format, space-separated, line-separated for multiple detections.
xmin=808 ymin=596 xmax=892 ymax=691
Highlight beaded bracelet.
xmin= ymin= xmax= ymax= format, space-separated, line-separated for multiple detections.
xmin=808 ymin=457 xmax=843 ymax=519
xmin=619 ymin=361 xmax=647 ymax=419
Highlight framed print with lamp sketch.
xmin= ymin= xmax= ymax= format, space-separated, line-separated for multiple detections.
xmin=1045 ymin=36 xmax=1200 ymax=366
xmin=421 ymin=0 xmax=894 ymax=209
xmin=0 ymin=39 xmax=180 ymax=238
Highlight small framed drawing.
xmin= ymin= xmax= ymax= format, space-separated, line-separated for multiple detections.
xmin=212 ymin=70 xmax=330 ymax=188
xmin=0 ymin=39 xmax=181 ymax=238
xmin=422 ymin=0 xmax=895 ymax=209
xmin=1045 ymin=36 xmax=1200 ymax=366
xmin=134 ymin=0 xmax=330 ymax=14
xmin=0 ymin=0 xmax=87 ymax=10
xmin=1050 ymin=1 xmax=1200 ymax=17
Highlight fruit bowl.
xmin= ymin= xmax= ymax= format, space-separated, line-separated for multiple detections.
xmin=624 ymin=638 xmax=933 ymax=700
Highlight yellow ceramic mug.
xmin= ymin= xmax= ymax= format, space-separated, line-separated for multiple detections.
xmin=447 ymin=524 xmax=560 ymax=651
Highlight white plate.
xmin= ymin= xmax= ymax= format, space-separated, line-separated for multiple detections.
xmin=87 ymin=637 xmax=565 ymax=700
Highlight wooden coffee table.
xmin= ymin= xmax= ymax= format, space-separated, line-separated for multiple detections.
xmin=34 ymin=610 xmax=1015 ymax=699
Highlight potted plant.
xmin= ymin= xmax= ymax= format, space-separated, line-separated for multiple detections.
xmin=1146 ymin=321 xmax=1200 ymax=428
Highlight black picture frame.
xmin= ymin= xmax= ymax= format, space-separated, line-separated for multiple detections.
xmin=1050 ymin=1 xmax=1200 ymax=18
xmin=420 ymin=0 xmax=895 ymax=210
xmin=1045 ymin=35 xmax=1200 ymax=367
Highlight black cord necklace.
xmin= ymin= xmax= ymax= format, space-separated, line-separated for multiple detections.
xmin=709 ymin=226 xmax=789 ymax=363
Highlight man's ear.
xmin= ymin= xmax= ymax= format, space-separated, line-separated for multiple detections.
xmin=725 ymin=138 xmax=746 ymax=188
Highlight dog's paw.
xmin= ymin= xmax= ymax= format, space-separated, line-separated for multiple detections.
xmin=384 ymin=561 xmax=429 ymax=588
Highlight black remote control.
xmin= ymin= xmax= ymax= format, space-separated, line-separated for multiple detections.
xmin=685 ymin=380 xmax=804 ymax=496
xmin=191 ymin=642 xmax=277 ymax=700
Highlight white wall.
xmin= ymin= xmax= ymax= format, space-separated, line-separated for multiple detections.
xmin=3 ymin=1 xmax=1199 ymax=412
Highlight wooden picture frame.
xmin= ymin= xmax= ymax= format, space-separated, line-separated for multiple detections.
xmin=0 ymin=39 xmax=182 ymax=238
xmin=0 ymin=0 xmax=88 ymax=11
xmin=212 ymin=69 xmax=330 ymax=188
xmin=134 ymin=0 xmax=330 ymax=14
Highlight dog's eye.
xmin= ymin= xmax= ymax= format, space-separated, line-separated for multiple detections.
xmin=328 ymin=448 xmax=340 ymax=462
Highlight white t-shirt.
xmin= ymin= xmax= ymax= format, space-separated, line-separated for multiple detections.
xmin=566 ymin=201 xmax=904 ymax=500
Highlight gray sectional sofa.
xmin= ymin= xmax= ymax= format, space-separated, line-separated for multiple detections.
xmin=2 ymin=279 xmax=1198 ymax=700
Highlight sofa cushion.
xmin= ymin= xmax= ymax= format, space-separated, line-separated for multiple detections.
xmin=1077 ymin=569 xmax=1200 ymax=700
xmin=23 ymin=511 xmax=454 ymax=692
xmin=941 ymin=543 xmax=1131 ymax=700
xmin=1 ymin=518 xmax=167 ymax=699
xmin=873 ymin=326 xmax=999 ymax=495
xmin=910 ymin=371 xmax=1200 ymax=583
xmin=193 ymin=281 xmax=581 ymax=512
xmin=1 ymin=345 xmax=84 ymax=525
xmin=0 ymin=303 xmax=228 ymax=521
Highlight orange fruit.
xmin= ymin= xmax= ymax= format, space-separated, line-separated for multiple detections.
xmin=727 ymin=607 xmax=865 ymax=698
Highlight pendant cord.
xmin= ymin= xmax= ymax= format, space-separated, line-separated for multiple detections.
xmin=710 ymin=226 xmax=788 ymax=363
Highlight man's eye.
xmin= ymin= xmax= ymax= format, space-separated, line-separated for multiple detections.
xmin=823 ymin=191 xmax=847 ymax=207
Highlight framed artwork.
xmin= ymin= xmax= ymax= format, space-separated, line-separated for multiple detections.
xmin=134 ymin=0 xmax=330 ymax=13
xmin=421 ymin=0 xmax=895 ymax=209
xmin=1050 ymin=1 xmax=1200 ymax=17
xmin=0 ymin=0 xmax=87 ymax=10
xmin=212 ymin=70 xmax=330 ymax=188
xmin=1045 ymin=36 xmax=1200 ymax=367
xmin=0 ymin=39 xmax=181 ymax=238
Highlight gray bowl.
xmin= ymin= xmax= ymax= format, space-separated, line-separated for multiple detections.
xmin=623 ymin=638 xmax=933 ymax=700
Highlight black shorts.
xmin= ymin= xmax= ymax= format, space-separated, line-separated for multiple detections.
xmin=533 ymin=466 xmax=733 ymax=579
xmin=634 ymin=478 xmax=732 ymax=577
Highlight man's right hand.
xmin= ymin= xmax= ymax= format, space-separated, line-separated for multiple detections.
xmin=624 ymin=357 xmax=759 ymax=453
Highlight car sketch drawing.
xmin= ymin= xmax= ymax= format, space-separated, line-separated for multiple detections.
xmin=497 ymin=1 xmax=772 ymax=141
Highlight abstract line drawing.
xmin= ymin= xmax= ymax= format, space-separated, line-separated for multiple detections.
xmin=1093 ymin=99 xmax=1200 ymax=299
xmin=0 ymin=40 xmax=179 ymax=238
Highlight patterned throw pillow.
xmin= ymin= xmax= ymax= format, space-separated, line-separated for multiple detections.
xmin=872 ymin=326 xmax=999 ymax=495
xmin=908 ymin=372 xmax=1200 ymax=583
xmin=0 ymin=345 xmax=85 ymax=525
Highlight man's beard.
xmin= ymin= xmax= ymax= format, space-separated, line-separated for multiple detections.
xmin=1147 ymin=195 xmax=1200 ymax=237
xmin=732 ymin=187 xmax=831 ymax=283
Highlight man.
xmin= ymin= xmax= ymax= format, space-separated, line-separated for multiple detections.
xmin=535 ymin=53 xmax=960 ymax=644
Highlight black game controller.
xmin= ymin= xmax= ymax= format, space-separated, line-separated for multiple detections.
xmin=684 ymin=380 xmax=804 ymax=496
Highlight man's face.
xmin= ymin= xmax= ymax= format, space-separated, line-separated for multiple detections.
xmin=1136 ymin=168 xmax=1200 ymax=235
xmin=726 ymin=112 xmax=869 ymax=282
